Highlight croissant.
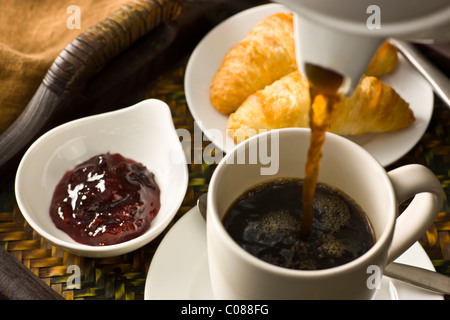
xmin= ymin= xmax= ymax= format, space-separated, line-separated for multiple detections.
xmin=210 ymin=12 xmax=297 ymax=114
xmin=329 ymin=76 xmax=415 ymax=135
xmin=226 ymin=71 xmax=309 ymax=143
xmin=227 ymin=71 xmax=415 ymax=143
xmin=209 ymin=12 xmax=399 ymax=116
xmin=365 ymin=41 xmax=399 ymax=77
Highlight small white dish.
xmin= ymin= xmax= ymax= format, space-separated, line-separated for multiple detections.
xmin=184 ymin=3 xmax=434 ymax=167
xmin=15 ymin=99 xmax=188 ymax=258
xmin=144 ymin=207 xmax=443 ymax=300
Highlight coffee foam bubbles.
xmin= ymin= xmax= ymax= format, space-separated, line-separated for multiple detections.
xmin=314 ymin=191 xmax=351 ymax=232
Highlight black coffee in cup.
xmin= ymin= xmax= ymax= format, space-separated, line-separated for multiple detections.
xmin=223 ymin=178 xmax=375 ymax=270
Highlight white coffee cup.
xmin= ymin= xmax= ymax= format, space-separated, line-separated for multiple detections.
xmin=206 ymin=128 xmax=443 ymax=299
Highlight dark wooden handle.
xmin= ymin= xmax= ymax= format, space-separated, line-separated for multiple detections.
xmin=0 ymin=0 xmax=182 ymax=171
xmin=0 ymin=246 xmax=64 ymax=300
xmin=43 ymin=0 xmax=182 ymax=95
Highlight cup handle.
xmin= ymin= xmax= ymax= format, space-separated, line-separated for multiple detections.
xmin=386 ymin=164 xmax=443 ymax=264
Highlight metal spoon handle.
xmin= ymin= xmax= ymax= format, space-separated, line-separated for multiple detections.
xmin=384 ymin=262 xmax=450 ymax=295
xmin=390 ymin=38 xmax=450 ymax=108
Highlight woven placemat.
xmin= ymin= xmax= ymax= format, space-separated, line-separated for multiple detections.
xmin=414 ymin=99 xmax=450 ymax=275
xmin=1 ymin=59 xmax=449 ymax=299
xmin=0 ymin=59 xmax=214 ymax=300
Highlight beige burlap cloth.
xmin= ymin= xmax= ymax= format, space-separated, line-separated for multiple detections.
xmin=0 ymin=0 xmax=131 ymax=134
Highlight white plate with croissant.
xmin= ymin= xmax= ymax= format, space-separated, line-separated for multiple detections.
xmin=184 ymin=3 xmax=433 ymax=167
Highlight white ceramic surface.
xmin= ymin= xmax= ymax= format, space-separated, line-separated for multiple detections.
xmin=276 ymin=0 xmax=450 ymax=94
xmin=206 ymin=128 xmax=443 ymax=299
xmin=15 ymin=99 xmax=188 ymax=258
xmin=184 ymin=3 xmax=434 ymax=167
xmin=274 ymin=0 xmax=450 ymax=37
xmin=144 ymin=206 xmax=442 ymax=300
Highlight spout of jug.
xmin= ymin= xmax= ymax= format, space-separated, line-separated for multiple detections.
xmin=293 ymin=13 xmax=384 ymax=96
xmin=274 ymin=0 xmax=450 ymax=95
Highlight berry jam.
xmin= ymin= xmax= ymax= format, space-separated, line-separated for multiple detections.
xmin=50 ymin=153 xmax=160 ymax=246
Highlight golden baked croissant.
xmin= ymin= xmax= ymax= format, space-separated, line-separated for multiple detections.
xmin=209 ymin=12 xmax=399 ymax=116
xmin=210 ymin=12 xmax=296 ymax=114
xmin=365 ymin=41 xmax=399 ymax=77
xmin=329 ymin=76 xmax=414 ymax=135
xmin=227 ymin=72 xmax=415 ymax=143
xmin=226 ymin=71 xmax=309 ymax=143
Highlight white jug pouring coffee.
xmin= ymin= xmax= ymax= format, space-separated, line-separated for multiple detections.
xmin=275 ymin=0 xmax=450 ymax=95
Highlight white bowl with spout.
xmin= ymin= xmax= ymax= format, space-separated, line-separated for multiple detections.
xmin=15 ymin=99 xmax=188 ymax=257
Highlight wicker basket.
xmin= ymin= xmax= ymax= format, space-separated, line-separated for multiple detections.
xmin=0 ymin=0 xmax=181 ymax=172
